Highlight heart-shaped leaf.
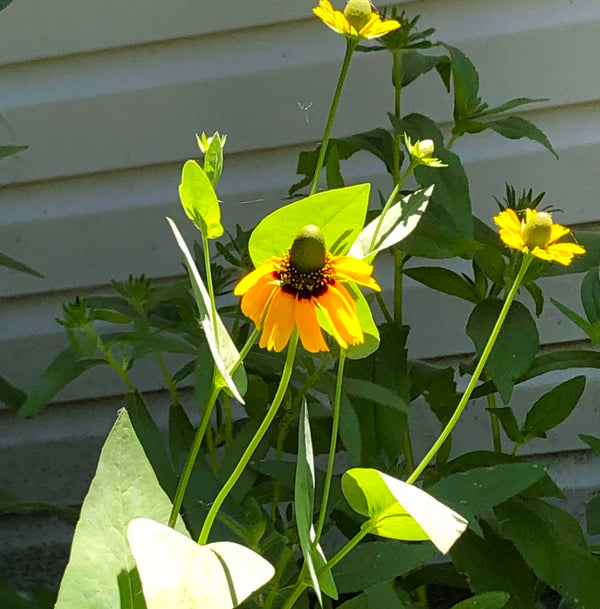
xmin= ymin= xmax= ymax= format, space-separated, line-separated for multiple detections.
xmin=342 ymin=468 xmax=467 ymax=554
xmin=128 ymin=518 xmax=275 ymax=609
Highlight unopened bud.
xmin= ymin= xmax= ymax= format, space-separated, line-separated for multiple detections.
xmin=289 ymin=225 xmax=327 ymax=273
xmin=417 ymin=139 xmax=435 ymax=158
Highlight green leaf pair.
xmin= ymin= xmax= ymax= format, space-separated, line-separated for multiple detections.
xmin=342 ymin=468 xmax=468 ymax=554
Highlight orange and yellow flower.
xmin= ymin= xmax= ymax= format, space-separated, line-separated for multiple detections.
xmin=494 ymin=208 xmax=585 ymax=266
xmin=234 ymin=225 xmax=380 ymax=353
xmin=313 ymin=0 xmax=400 ymax=40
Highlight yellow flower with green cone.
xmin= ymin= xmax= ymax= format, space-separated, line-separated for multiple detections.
xmin=235 ymin=225 xmax=380 ymax=353
xmin=494 ymin=208 xmax=585 ymax=266
xmin=314 ymin=0 xmax=400 ymax=40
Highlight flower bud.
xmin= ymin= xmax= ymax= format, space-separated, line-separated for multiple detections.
xmin=417 ymin=139 xmax=435 ymax=158
xmin=522 ymin=211 xmax=553 ymax=249
xmin=343 ymin=0 xmax=372 ymax=32
xmin=289 ymin=225 xmax=327 ymax=273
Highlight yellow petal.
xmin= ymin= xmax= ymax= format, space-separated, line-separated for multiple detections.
xmin=499 ymin=228 xmax=525 ymax=251
xmin=548 ymin=223 xmax=570 ymax=244
xmin=317 ymin=282 xmax=363 ymax=347
xmin=535 ymin=242 xmax=586 ymax=266
xmin=493 ymin=209 xmax=522 ymax=233
xmin=332 ymin=255 xmax=380 ymax=291
xmin=240 ymin=275 xmax=278 ymax=326
xmin=259 ymin=290 xmax=296 ymax=352
xmin=296 ymin=298 xmax=328 ymax=353
xmin=234 ymin=261 xmax=277 ymax=296
xmin=361 ymin=15 xmax=401 ymax=38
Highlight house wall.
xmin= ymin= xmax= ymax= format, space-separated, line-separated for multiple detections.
xmin=1 ymin=0 xmax=599 ymax=587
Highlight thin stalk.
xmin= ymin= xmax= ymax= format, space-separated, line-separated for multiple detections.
xmin=222 ymin=394 xmax=233 ymax=447
xmin=375 ymin=291 xmax=393 ymax=324
xmin=309 ymin=39 xmax=358 ymax=196
xmin=406 ymin=254 xmax=533 ymax=484
xmin=168 ymin=385 xmax=220 ymax=527
xmin=201 ymin=231 xmax=219 ymax=332
xmin=155 ymin=351 xmax=180 ymax=406
xmin=393 ymin=248 xmax=404 ymax=325
xmin=205 ymin=422 xmax=218 ymax=475
xmin=447 ymin=133 xmax=459 ymax=150
xmin=392 ymin=49 xmax=403 ymax=184
xmin=199 ymin=333 xmax=299 ymax=544
xmin=98 ymin=341 xmax=136 ymax=391
xmin=167 ymin=328 xmax=259 ymax=528
xmin=263 ymin=546 xmax=294 ymax=609
xmin=485 ymin=377 xmax=502 ymax=453
xmin=314 ymin=349 xmax=347 ymax=542
xmin=403 ymin=416 xmax=415 ymax=474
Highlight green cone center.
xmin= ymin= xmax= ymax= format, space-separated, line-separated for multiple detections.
xmin=522 ymin=212 xmax=553 ymax=249
xmin=343 ymin=0 xmax=372 ymax=31
xmin=289 ymin=225 xmax=327 ymax=273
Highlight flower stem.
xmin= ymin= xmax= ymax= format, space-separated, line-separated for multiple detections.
xmin=201 ymin=231 xmax=219 ymax=333
xmin=485 ymin=379 xmax=502 ymax=453
xmin=314 ymin=349 xmax=346 ymax=543
xmin=167 ymin=328 xmax=259 ymax=528
xmin=155 ymin=351 xmax=180 ymax=406
xmin=198 ymin=333 xmax=299 ymax=544
xmin=309 ymin=39 xmax=357 ymax=196
xmin=406 ymin=254 xmax=533 ymax=484
xmin=392 ymin=49 xmax=403 ymax=184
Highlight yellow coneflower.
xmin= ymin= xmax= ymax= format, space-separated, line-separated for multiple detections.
xmin=313 ymin=0 xmax=400 ymax=40
xmin=494 ymin=208 xmax=585 ymax=266
xmin=234 ymin=225 xmax=379 ymax=353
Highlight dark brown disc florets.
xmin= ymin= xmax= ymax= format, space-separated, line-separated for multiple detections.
xmin=278 ymin=252 xmax=334 ymax=299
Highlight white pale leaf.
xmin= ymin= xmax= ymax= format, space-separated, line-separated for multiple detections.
xmin=167 ymin=217 xmax=244 ymax=403
xmin=378 ymin=472 xmax=468 ymax=554
xmin=348 ymin=186 xmax=432 ymax=261
xmin=127 ymin=518 xmax=275 ymax=609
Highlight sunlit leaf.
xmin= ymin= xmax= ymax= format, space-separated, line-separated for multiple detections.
xmin=179 ymin=160 xmax=223 ymax=239
xmin=249 ymin=185 xmax=370 ymax=266
xmin=167 ymin=218 xmax=246 ymax=402
xmin=128 ymin=518 xmax=275 ymax=609
xmin=348 ymin=187 xmax=432 ymax=261
xmin=342 ymin=468 xmax=467 ymax=554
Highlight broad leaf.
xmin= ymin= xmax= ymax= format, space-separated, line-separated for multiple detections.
xmin=55 ymin=410 xmax=186 ymax=609
xmin=179 ymin=160 xmax=223 ymax=238
xmin=19 ymin=348 xmax=107 ymax=418
xmin=467 ymin=298 xmax=539 ymax=403
xmin=521 ymin=376 xmax=585 ymax=441
xmin=342 ymin=468 xmax=467 ymax=553
xmin=127 ymin=518 xmax=274 ymax=609
xmin=487 ymin=116 xmax=558 ymax=159
xmin=332 ymin=541 xmax=434 ymax=593
xmin=451 ymin=592 xmax=509 ymax=609
xmin=403 ymin=266 xmax=479 ymax=303
xmin=167 ymin=218 xmax=246 ymax=402
xmin=343 ymin=378 xmax=409 ymax=414
xmin=348 ymin=187 xmax=432 ymax=261
xmin=550 ymin=298 xmax=591 ymax=336
xmin=429 ymin=463 xmax=547 ymax=535
xmin=581 ymin=266 xmax=600 ymax=323
xmin=344 ymin=283 xmax=380 ymax=360
xmin=0 ymin=372 xmax=26 ymax=411
xmin=497 ymin=498 xmax=600 ymax=609
xmin=249 ymin=184 xmax=371 ymax=266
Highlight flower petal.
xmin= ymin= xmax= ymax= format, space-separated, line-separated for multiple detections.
xmin=296 ymin=298 xmax=329 ymax=353
xmin=532 ymin=242 xmax=586 ymax=266
xmin=259 ymin=289 xmax=296 ymax=352
xmin=317 ymin=282 xmax=363 ymax=348
xmin=499 ymin=228 xmax=526 ymax=251
xmin=234 ymin=261 xmax=277 ymax=296
xmin=493 ymin=209 xmax=522 ymax=233
xmin=360 ymin=14 xmax=401 ymax=38
xmin=240 ymin=274 xmax=278 ymax=326
xmin=548 ymin=223 xmax=570 ymax=244
xmin=332 ymin=255 xmax=380 ymax=291
xmin=314 ymin=0 xmax=349 ymax=35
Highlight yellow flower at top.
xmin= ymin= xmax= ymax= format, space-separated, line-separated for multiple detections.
xmin=234 ymin=225 xmax=380 ymax=353
xmin=314 ymin=0 xmax=401 ymax=40
xmin=494 ymin=208 xmax=585 ymax=266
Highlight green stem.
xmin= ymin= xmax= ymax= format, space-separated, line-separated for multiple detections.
xmin=201 ymin=231 xmax=219 ymax=333
xmin=485 ymin=378 xmax=502 ymax=453
xmin=392 ymin=50 xmax=403 ymax=184
xmin=375 ymin=291 xmax=393 ymax=324
xmin=155 ymin=351 xmax=180 ymax=406
xmin=314 ymin=349 xmax=346 ymax=542
xmin=168 ymin=385 xmax=220 ymax=527
xmin=205 ymin=422 xmax=219 ymax=475
xmin=167 ymin=328 xmax=259 ymax=528
xmin=403 ymin=416 xmax=415 ymax=474
xmin=199 ymin=333 xmax=299 ymax=544
xmin=393 ymin=247 xmax=404 ymax=325
xmin=98 ymin=340 xmax=136 ymax=391
xmin=447 ymin=133 xmax=459 ymax=150
xmin=263 ymin=546 xmax=294 ymax=609
xmin=309 ymin=39 xmax=357 ymax=196
xmin=406 ymin=254 xmax=533 ymax=484
xmin=222 ymin=394 xmax=233 ymax=447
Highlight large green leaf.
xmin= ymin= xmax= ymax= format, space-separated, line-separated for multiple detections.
xmin=451 ymin=592 xmax=509 ymax=609
xmin=342 ymin=468 xmax=467 ymax=553
xmin=466 ymin=298 xmax=539 ymax=403
xmin=429 ymin=463 xmax=547 ymax=535
xmin=0 ymin=251 xmax=43 ymax=277
xmin=343 ymin=378 xmax=409 ymax=414
xmin=295 ymin=400 xmax=337 ymax=603
xmin=127 ymin=518 xmax=274 ymax=609
xmin=0 ymin=371 xmax=26 ymax=411
xmin=249 ymin=184 xmax=370 ymax=266
xmin=520 ymin=376 xmax=586 ymax=441
xmin=179 ymin=160 xmax=223 ymax=239
xmin=331 ymin=541 xmax=434 ymax=593
xmin=55 ymin=410 xmax=186 ymax=609
xmin=344 ymin=283 xmax=380 ymax=360
xmin=348 ymin=187 xmax=432 ymax=261
xmin=167 ymin=218 xmax=246 ymax=402
xmin=496 ymin=498 xmax=600 ymax=609
xmin=443 ymin=44 xmax=480 ymax=123
xmin=18 ymin=348 xmax=107 ymax=418
xmin=487 ymin=116 xmax=558 ymax=159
